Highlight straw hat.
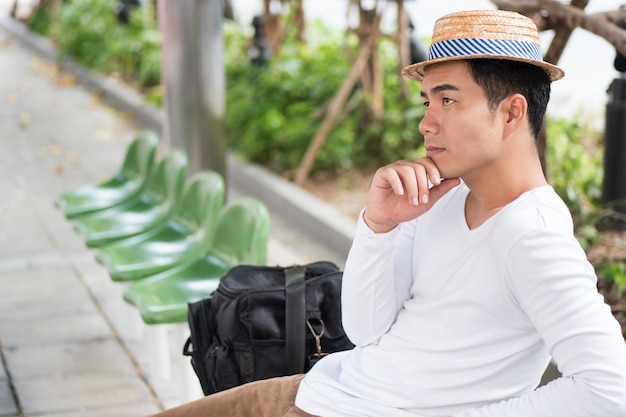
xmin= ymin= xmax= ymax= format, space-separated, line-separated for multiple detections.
xmin=402 ymin=10 xmax=564 ymax=82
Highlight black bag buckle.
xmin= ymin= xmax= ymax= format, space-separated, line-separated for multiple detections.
xmin=306 ymin=318 xmax=328 ymax=359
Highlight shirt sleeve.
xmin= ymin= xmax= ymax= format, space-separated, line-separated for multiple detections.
xmin=455 ymin=229 xmax=626 ymax=417
xmin=340 ymin=209 xmax=416 ymax=346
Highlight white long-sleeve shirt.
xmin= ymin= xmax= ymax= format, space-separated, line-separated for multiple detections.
xmin=296 ymin=183 xmax=626 ymax=417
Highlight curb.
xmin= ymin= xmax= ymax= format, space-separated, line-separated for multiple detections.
xmin=0 ymin=16 xmax=356 ymax=259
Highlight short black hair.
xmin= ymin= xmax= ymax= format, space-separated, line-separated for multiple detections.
xmin=466 ymin=59 xmax=551 ymax=140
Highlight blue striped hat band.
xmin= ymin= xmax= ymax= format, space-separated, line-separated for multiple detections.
xmin=428 ymin=38 xmax=543 ymax=62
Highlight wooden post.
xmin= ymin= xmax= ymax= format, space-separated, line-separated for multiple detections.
xmin=357 ymin=6 xmax=383 ymax=121
xmin=10 ymin=0 xmax=17 ymax=18
xmin=294 ymin=0 xmax=416 ymax=184
xmin=263 ymin=0 xmax=283 ymax=56
xmin=293 ymin=0 xmax=305 ymax=43
xmin=262 ymin=0 xmax=306 ymax=57
xmin=294 ymin=41 xmax=375 ymax=185
xmin=396 ymin=0 xmax=410 ymax=100
xmin=50 ymin=0 xmax=61 ymax=16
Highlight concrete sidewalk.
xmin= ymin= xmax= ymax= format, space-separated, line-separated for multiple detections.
xmin=0 ymin=19 xmax=351 ymax=416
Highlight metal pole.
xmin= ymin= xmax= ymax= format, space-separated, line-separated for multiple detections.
xmin=158 ymin=0 xmax=226 ymax=180
xmin=602 ymin=77 xmax=626 ymax=230
xmin=195 ymin=0 xmax=226 ymax=179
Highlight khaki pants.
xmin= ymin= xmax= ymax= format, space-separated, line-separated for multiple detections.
xmin=147 ymin=374 xmax=317 ymax=417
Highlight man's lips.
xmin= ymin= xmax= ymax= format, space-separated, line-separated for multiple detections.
xmin=425 ymin=145 xmax=445 ymax=158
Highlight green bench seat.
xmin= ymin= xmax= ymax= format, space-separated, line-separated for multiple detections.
xmin=55 ymin=130 xmax=158 ymax=218
xmin=95 ymin=170 xmax=225 ymax=281
xmin=71 ymin=149 xmax=187 ymax=247
xmin=122 ymin=197 xmax=270 ymax=324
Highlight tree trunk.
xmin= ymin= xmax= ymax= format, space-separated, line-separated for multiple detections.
xmin=295 ymin=41 xmax=375 ymax=185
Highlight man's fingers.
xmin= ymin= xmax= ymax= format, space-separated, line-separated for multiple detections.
xmin=391 ymin=161 xmax=433 ymax=206
xmin=373 ymin=166 xmax=405 ymax=196
xmin=371 ymin=159 xmax=450 ymax=209
xmin=397 ymin=162 xmax=422 ymax=205
xmin=398 ymin=158 xmax=442 ymax=205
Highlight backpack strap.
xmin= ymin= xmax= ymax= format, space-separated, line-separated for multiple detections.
xmin=285 ymin=266 xmax=306 ymax=374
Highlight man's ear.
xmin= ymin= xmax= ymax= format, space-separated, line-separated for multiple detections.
xmin=504 ymin=93 xmax=527 ymax=126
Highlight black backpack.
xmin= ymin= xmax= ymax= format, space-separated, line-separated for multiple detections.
xmin=183 ymin=261 xmax=354 ymax=395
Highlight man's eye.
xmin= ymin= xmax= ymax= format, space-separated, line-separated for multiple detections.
xmin=422 ymin=101 xmax=430 ymax=108
xmin=442 ymin=97 xmax=454 ymax=105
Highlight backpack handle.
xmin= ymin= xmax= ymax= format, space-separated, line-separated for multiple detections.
xmin=285 ymin=266 xmax=306 ymax=374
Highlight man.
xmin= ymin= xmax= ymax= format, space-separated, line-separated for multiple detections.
xmin=150 ymin=9 xmax=626 ymax=417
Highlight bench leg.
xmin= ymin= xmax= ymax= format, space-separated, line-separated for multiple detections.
xmin=147 ymin=325 xmax=172 ymax=380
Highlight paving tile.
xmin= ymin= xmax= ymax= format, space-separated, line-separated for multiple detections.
xmin=0 ymin=314 xmax=111 ymax=348
xmin=0 ymin=264 xmax=77 ymax=284
xmin=0 ymin=236 xmax=56 ymax=256
xmin=0 ymin=252 xmax=73 ymax=274
xmin=14 ymin=373 xmax=153 ymax=415
xmin=73 ymin=265 xmax=118 ymax=295
xmin=0 ymin=269 xmax=96 ymax=322
xmin=0 ymin=287 xmax=96 ymax=322
xmin=4 ymin=339 xmax=137 ymax=378
xmin=98 ymin=301 xmax=146 ymax=342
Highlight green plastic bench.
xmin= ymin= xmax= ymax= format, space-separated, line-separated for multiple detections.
xmin=122 ymin=197 xmax=270 ymax=324
xmin=94 ymin=170 xmax=225 ymax=282
xmin=54 ymin=130 xmax=158 ymax=219
xmin=71 ymin=149 xmax=188 ymax=248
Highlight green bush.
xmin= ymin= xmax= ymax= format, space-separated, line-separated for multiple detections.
xmin=27 ymin=1 xmax=55 ymax=35
xmin=596 ymin=262 xmax=626 ymax=296
xmin=30 ymin=0 xmax=161 ymax=91
xmin=224 ymin=19 xmax=425 ymax=175
xmin=546 ymin=113 xmax=605 ymax=248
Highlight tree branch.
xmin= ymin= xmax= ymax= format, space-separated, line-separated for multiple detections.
xmin=537 ymin=0 xmax=626 ymax=58
xmin=492 ymin=0 xmax=626 ymax=59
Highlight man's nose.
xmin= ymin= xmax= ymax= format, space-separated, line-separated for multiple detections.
xmin=419 ymin=108 xmax=438 ymax=136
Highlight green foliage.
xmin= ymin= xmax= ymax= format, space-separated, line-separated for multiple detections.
xmin=224 ymin=20 xmax=351 ymax=172
xmin=546 ymin=113 xmax=605 ymax=249
xmin=224 ymin=19 xmax=425 ymax=174
xmin=31 ymin=0 xmax=161 ymax=91
xmin=54 ymin=0 xmax=119 ymax=73
xmin=378 ymin=41 xmax=425 ymax=163
xmin=596 ymin=262 xmax=626 ymax=296
xmin=27 ymin=1 xmax=54 ymax=36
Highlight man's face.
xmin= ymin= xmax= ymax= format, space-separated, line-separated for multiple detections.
xmin=419 ymin=61 xmax=506 ymax=181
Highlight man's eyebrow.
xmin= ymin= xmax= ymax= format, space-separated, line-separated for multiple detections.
xmin=420 ymin=83 xmax=460 ymax=98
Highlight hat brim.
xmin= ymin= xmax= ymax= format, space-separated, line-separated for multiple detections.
xmin=402 ymin=54 xmax=565 ymax=82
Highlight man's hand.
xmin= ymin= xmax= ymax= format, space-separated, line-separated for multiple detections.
xmin=363 ymin=158 xmax=461 ymax=233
